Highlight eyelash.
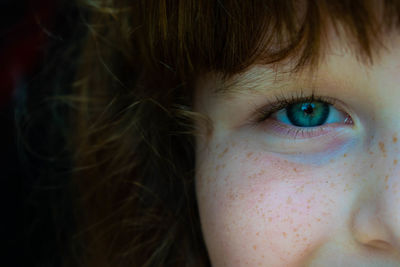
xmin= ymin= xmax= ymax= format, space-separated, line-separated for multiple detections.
xmin=255 ymin=89 xmax=337 ymax=123
xmin=252 ymin=89 xmax=353 ymax=139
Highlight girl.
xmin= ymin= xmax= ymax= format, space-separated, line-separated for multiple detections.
xmin=25 ymin=0 xmax=400 ymax=266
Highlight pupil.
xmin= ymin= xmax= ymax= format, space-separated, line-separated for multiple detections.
xmin=302 ymin=103 xmax=314 ymax=115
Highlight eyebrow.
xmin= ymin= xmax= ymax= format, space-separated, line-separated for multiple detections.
xmin=213 ymin=66 xmax=298 ymax=99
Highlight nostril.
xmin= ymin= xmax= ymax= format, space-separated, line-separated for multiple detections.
xmin=351 ymin=202 xmax=395 ymax=253
xmin=366 ymin=240 xmax=392 ymax=251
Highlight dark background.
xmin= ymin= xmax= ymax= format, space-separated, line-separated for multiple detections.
xmin=1 ymin=1 xmax=85 ymax=266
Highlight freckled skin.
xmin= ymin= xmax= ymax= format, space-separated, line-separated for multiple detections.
xmin=197 ymin=136 xmax=400 ymax=266
xmin=196 ymin=140 xmax=361 ymax=266
xmin=194 ymin=30 xmax=400 ymax=267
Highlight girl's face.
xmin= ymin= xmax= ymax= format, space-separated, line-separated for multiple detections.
xmin=194 ymin=32 xmax=400 ymax=266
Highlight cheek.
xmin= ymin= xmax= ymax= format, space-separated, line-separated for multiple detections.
xmin=196 ymin=143 xmax=344 ymax=266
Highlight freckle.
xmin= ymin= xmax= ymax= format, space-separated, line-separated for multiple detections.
xmin=296 ymin=233 xmax=300 ymax=237
xmin=330 ymin=182 xmax=336 ymax=188
xmin=316 ymin=218 xmax=321 ymax=222
xmin=286 ymin=196 xmax=293 ymax=204
xmin=296 ymin=185 xmax=304 ymax=193
xmin=256 ymin=232 xmax=260 ymax=236
xmin=369 ymin=151 xmax=374 ymax=155
xmin=344 ymin=183 xmax=352 ymax=192
xmin=282 ymin=232 xmax=287 ymax=238
xmin=254 ymin=157 xmax=259 ymax=161
xmin=385 ymin=175 xmax=389 ymax=182
xmin=215 ymin=144 xmax=220 ymax=149
xmin=379 ymin=142 xmax=386 ymax=153
xmin=370 ymin=163 xmax=374 ymax=168
xmin=394 ymin=160 xmax=398 ymax=165
xmin=268 ymin=217 xmax=273 ymax=222
xmin=303 ymin=237 xmax=307 ymax=241
xmin=393 ymin=135 xmax=398 ymax=144
xmin=307 ymin=205 xmax=310 ymax=209
xmin=386 ymin=185 xmax=389 ymax=190
xmin=253 ymin=245 xmax=257 ymax=250
xmin=218 ymin=147 xmax=229 ymax=158
xmin=293 ymin=228 xmax=298 ymax=232
xmin=293 ymin=168 xmax=297 ymax=172
xmin=343 ymin=153 xmax=347 ymax=158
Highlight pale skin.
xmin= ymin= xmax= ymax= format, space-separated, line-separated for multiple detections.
xmin=194 ymin=31 xmax=400 ymax=266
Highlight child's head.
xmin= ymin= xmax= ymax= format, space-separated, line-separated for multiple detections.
xmin=73 ymin=0 xmax=400 ymax=266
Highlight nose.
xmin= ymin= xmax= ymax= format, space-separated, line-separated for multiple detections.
xmin=350 ymin=169 xmax=400 ymax=256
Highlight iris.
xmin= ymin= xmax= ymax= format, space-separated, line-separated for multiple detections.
xmin=286 ymin=102 xmax=330 ymax=127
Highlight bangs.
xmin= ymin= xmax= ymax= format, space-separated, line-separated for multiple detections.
xmin=134 ymin=0 xmax=400 ymax=78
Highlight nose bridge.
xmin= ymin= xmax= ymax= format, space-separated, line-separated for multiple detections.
xmin=352 ymin=136 xmax=400 ymax=252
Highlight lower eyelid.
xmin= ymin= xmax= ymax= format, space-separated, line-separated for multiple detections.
xmin=263 ymin=119 xmax=353 ymax=139
xmin=252 ymin=120 xmax=357 ymax=157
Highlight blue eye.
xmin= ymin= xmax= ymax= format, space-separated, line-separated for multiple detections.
xmin=273 ymin=101 xmax=347 ymax=127
xmin=276 ymin=102 xmax=331 ymax=127
xmin=255 ymin=94 xmax=354 ymax=139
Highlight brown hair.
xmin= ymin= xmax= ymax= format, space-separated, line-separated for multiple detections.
xmin=67 ymin=0 xmax=400 ymax=266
